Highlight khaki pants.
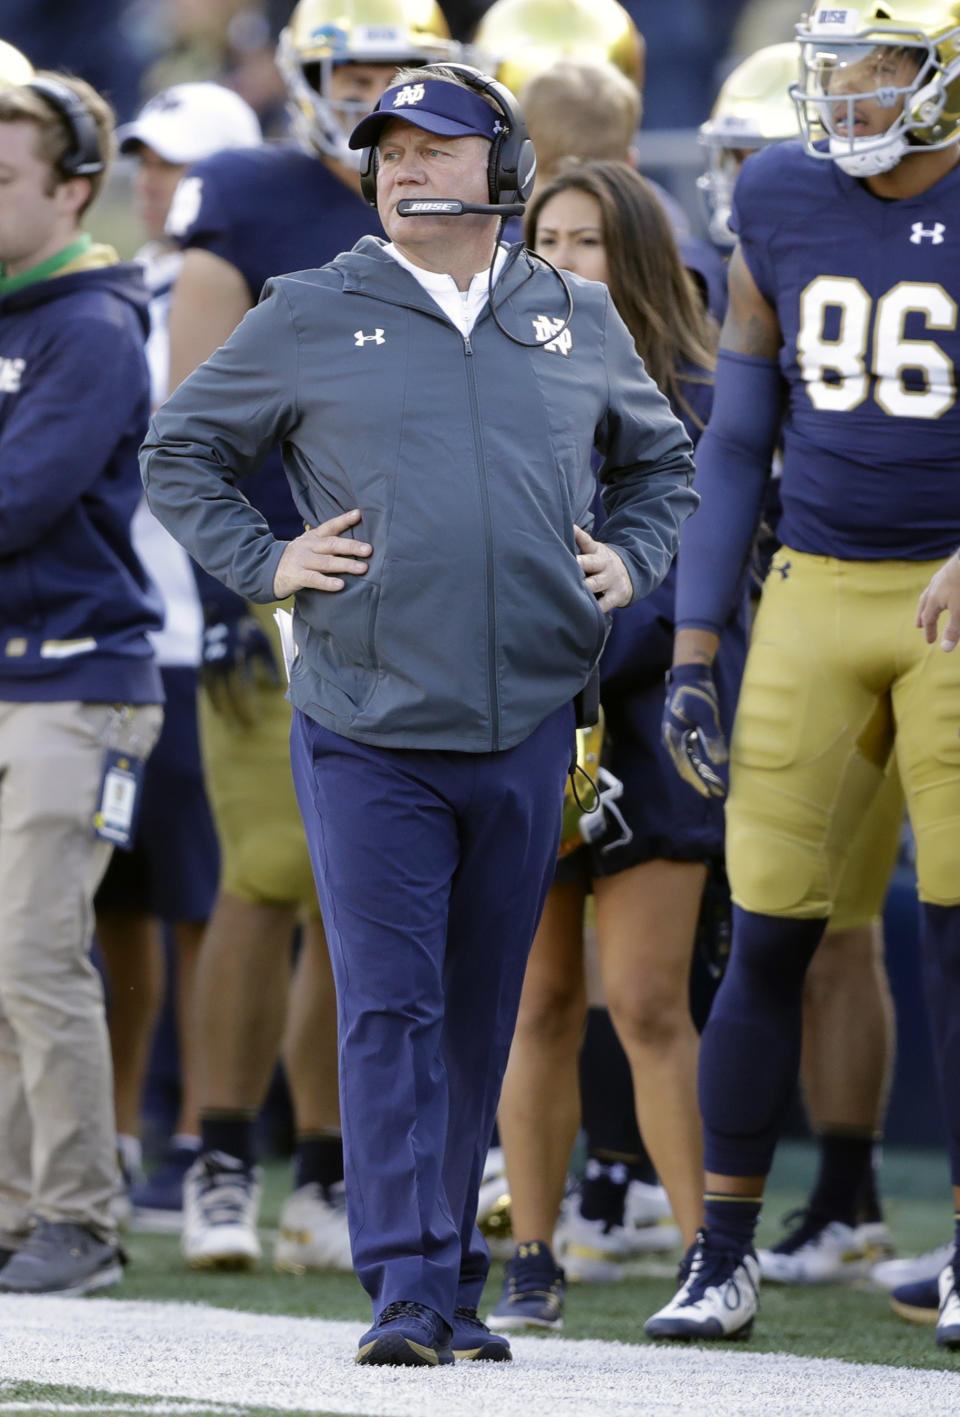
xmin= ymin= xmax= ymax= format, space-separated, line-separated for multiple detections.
xmin=0 ymin=700 xmax=162 ymax=1243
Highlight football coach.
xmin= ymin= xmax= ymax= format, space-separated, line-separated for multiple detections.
xmin=141 ymin=63 xmax=696 ymax=1367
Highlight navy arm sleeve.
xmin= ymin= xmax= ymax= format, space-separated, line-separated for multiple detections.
xmin=674 ymin=347 xmax=785 ymax=633
xmin=595 ymin=293 xmax=699 ymax=602
xmin=140 ymin=280 xmax=300 ymax=603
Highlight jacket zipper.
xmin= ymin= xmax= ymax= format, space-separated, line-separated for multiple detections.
xmin=462 ymin=332 xmax=501 ymax=750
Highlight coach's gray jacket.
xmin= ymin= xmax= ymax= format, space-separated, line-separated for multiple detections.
xmin=141 ymin=238 xmax=697 ymax=751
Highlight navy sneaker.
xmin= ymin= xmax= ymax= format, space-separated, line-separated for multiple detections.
xmin=890 ymin=1274 xmax=941 ymax=1325
xmin=486 ymin=1240 xmax=565 ymax=1332
xmin=131 ymin=1144 xmax=199 ymax=1233
xmin=357 ymin=1300 xmax=454 ymax=1367
xmin=451 ymin=1306 xmax=512 ymax=1360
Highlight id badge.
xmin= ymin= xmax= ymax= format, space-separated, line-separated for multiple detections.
xmin=92 ymin=749 xmax=145 ymax=850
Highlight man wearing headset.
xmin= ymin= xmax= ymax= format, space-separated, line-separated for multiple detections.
xmin=0 ymin=73 xmax=163 ymax=1295
xmin=142 ymin=64 xmax=696 ymax=1367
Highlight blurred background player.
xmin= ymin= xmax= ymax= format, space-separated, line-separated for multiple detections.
xmin=698 ymin=38 xmax=902 ymax=1288
xmin=0 ymin=70 xmax=163 ymax=1294
xmin=163 ymin=0 xmax=459 ymax=1273
xmin=485 ymin=160 xmax=748 ymax=1333
xmin=93 ymin=81 xmax=262 ymax=1228
xmin=475 ymin=0 xmax=728 ymax=318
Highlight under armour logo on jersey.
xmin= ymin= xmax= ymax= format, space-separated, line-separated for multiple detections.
xmin=393 ymin=84 xmax=425 ymax=108
xmin=354 ymin=328 xmax=385 ymax=346
xmin=0 ymin=356 xmax=26 ymax=392
xmin=909 ymin=221 xmax=946 ymax=244
xmin=532 ymin=315 xmax=573 ymax=356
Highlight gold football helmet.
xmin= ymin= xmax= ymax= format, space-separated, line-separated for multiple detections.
xmin=793 ymin=2 xmax=960 ymax=176
xmin=698 ymin=43 xmax=801 ymax=247
xmin=276 ymin=0 xmax=456 ymax=164
xmin=473 ymin=0 xmax=643 ymax=99
xmin=0 ymin=38 xmax=33 ymax=87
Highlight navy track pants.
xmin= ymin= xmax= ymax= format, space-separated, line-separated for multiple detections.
xmin=290 ymin=704 xmax=573 ymax=1320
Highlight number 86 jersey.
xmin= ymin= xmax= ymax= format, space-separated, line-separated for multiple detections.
xmin=731 ymin=138 xmax=960 ymax=562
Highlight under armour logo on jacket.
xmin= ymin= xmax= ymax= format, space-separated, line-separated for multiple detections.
xmin=393 ymin=84 xmax=425 ymax=107
xmin=909 ymin=222 xmax=946 ymax=244
xmin=532 ymin=315 xmax=572 ymax=356
xmin=354 ymin=329 xmax=385 ymax=346
xmin=0 ymin=356 xmax=26 ymax=392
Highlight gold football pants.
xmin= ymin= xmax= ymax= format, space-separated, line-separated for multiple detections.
xmin=727 ymin=549 xmax=960 ymax=916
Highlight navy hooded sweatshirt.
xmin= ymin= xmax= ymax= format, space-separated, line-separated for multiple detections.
xmin=0 ymin=252 xmax=163 ymax=703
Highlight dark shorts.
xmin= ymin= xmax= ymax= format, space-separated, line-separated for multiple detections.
xmin=95 ymin=666 xmax=219 ymax=922
xmin=556 ymin=596 xmax=748 ymax=882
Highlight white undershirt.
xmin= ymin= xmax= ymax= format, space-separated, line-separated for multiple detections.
xmin=383 ymin=241 xmax=509 ymax=338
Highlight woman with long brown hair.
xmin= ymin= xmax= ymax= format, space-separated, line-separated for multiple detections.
xmin=487 ymin=161 xmax=748 ymax=1333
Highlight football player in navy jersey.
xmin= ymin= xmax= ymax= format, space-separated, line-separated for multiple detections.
xmin=698 ymin=40 xmax=904 ymax=1290
xmin=164 ymin=0 xmax=459 ymax=1276
xmin=650 ymin=3 xmax=960 ymax=1352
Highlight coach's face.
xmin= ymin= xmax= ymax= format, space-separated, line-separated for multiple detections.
xmin=376 ymin=118 xmax=493 ymax=252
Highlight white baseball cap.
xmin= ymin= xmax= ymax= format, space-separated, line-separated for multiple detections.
xmin=118 ymin=82 xmax=262 ymax=164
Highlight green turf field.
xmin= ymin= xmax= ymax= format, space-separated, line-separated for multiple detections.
xmin=109 ymin=1141 xmax=957 ymax=1373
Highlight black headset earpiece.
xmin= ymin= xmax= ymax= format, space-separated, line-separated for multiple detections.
xmin=358 ymin=63 xmax=537 ymax=209
xmin=26 ymin=77 xmax=105 ymax=178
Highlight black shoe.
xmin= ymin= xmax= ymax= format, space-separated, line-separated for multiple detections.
xmin=451 ymin=1306 xmax=512 ymax=1360
xmin=357 ymin=1300 xmax=454 ymax=1366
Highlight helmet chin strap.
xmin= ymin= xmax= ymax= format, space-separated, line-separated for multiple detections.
xmin=829 ymin=129 xmax=909 ymax=177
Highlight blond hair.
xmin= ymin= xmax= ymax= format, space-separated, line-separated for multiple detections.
xmin=521 ymin=60 xmax=639 ymax=183
xmin=0 ymin=72 xmax=115 ymax=212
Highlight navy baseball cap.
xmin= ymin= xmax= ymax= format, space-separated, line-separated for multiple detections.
xmin=348 ymin=77 xmax=505 ymax=149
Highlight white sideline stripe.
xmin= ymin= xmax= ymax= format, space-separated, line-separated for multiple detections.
xmin=0 ymin=1407 xmax=243 ymax=1414
xmin=0 ymin=1296 xmax=956 ymax=1417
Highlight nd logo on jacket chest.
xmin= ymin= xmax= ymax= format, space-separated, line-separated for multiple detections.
xmin=0 ymin=356 xmax=25 ymax=392
xmin=532 ymin=315 xmax=572 ymax=356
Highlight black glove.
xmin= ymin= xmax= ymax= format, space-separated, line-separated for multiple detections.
xmin=201 ymin=607 xmax=280 ymax=730
xmin=661 ymin=662 xmax=728 ymax=800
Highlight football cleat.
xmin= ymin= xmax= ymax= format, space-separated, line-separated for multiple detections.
xmin=274 ymin=1181 xmax=353 ymax=1273
xmin=559 ymin=1168 xmax=680 ymax=1282
xmin=626 ymin=1179 xmax=683 ymax=1252
xmin=758 ymin=1211 xmax=872 ymax=1284
xmin=644 ymin=1230 xmax=759 ymax=1341
xmin=450 ymin=1306 xmax=512 ymax=1361
xmin=872 ymin=1240 xmax=953 ymax=1291
xmin=936 ymin=1263 xmax=960 ymax=1349
xmin=890 ymin=1274 xmax=941 ymax=1325
xmin=357 ymin=1300 xmax=453 ymax=1367
xmin=486 ymin=1240 xmax=566 ymax=1332
xmin=855 ymin=1219 xmax=895 ymax=1265
xmin=182 ymin=1151 xmax=262 ymax=1270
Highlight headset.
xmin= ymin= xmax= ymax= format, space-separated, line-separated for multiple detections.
xmin=26 ymin=76 xmax=105 ymax=177
xmin=359 ymin=63 xmax=573 ymax=350
xmin=359 ymin=62 xmax=537 ymax=212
